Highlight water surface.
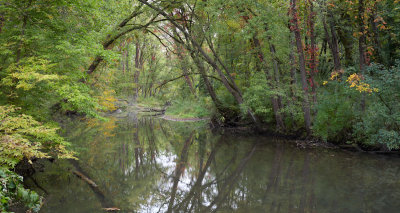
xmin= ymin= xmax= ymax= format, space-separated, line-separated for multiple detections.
xmin=27 ymin=114 xmax=400 ymax=213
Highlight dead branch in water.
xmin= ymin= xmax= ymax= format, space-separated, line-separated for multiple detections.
xmin=73 ymin=170 xmax=98 ymax=188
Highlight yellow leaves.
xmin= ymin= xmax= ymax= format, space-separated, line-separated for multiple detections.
xmin=330 ymin=72 xmax=339 ymax=80
xmin=327 ymin=3 xmax=336 ymax=8
xmin=326 ymin=70 xmax=378 ymax=94
xmin=330 ymin=69 xmax=344 ymax=80
xmin=102 ymin=118 xmax=117 ymax=137
xmin=346 ymin=73 xmax=378 ymax=94
xmin=86 ymin=117 xmax=117 ymax=138
xmin=97 ymin=90 xmax=118 ymax=112
xmin=2 ymin=57 xmax=59 ymax=91
xmin=226 ymin=19 xmax=241 ymax=31
xmin=0 ymin=105 xmax=75 ymax=167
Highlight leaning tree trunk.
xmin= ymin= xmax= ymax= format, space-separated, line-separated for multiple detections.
xmin=190 ymin=51 xmax=222 ymax=110
xmin=138 ymin=0 xmax=259 ymax=124
xmin=172 ymin=27 xmax=196 ymax=96
xmin=86 ymin=9 xmax=155 ymax=76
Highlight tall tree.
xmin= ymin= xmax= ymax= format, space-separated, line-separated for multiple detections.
xmin=290 ymin=0 xmax=312 ymax=134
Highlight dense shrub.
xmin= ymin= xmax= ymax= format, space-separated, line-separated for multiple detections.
xmin=0 ymin=169 xmax=42 ymax=213
xmin=352 ymin=62 xmax=400 ymax=150
xmin=313 ymin=83 xmax=356 ymax=142
xmin=0 ymin=105 xmax=75 ymax=211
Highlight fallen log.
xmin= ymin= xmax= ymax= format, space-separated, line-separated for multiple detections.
xmin=73 ymin=171 xmax=98 ymax=188
xmin=138 ymin=108 xmax=165 ymax=113
xmin=103 ymin=207 xmax=121 ymax=211
xmin=70 ymin=160 xmax=120 ymax=212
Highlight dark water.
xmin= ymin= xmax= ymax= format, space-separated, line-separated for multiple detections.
xmin=27 ymin=114 xmax=400 ymax=213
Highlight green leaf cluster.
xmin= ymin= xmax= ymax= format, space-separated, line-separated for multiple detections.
xmin=0 ymin=105 xmax=76 ymax=168
xmin=0 ymin=168 xmax=42 ymax=213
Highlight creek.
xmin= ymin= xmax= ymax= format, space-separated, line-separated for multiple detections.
xmin=26 ymin=112 xmax=400 ymax=212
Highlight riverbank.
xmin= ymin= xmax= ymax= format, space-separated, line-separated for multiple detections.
xmin=112 ymin=99 xmax=400 ymax=156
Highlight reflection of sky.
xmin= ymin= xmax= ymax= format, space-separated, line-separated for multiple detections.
xmin=138 ymin=151 xmax=216 ymax=213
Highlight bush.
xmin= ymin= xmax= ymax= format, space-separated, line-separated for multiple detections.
xmin=165 ymin=97 xmax=212 ymax=118
xmin=0 ymin=105 xmax=75 ymax=212
xmin=0 ymin=105 xmax=75 ymax=167
xmin=352 ymin=62 xmax=400 ymax=150
xmin=0 ymin=169 xmax=42 ymax=213
xmin=314 ymin=82 xmax=356 ymax=142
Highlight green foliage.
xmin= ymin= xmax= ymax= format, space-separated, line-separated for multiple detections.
xmin=352 ymin=63 xmax=400 ymax=149
xmin=0 ymin=168 xmax=42 ymax=212
xmin=0 ymin=168 xmax=43 ymax=212
xmin=0 ymin=105 xmax=75 ymax=168
xmin=1 ymin=57 xmax=59 ymax=91
xmin=242 ymin=73 xmax=274 ymax=122
xmin=166 ymin=97 xmax=212 ymax=119
xmin=314 ymin=82 xmax=356 ymax=142
xmin=137 ymin=96 xmax=165 ymax=108
xmin=56 ymin=83 xmax=102 ymax=118
xmin=0 ymin=105 xmax=76 ymax=212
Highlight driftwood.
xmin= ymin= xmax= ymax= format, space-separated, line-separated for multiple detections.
xmin=73 ymin=171 xmax=98 ymax=188
xmin=103 ymin=207 xmax=121 ymax=211
xmin=161 ymin=115 xmax=210 ymax=122
xmin=138 ymin=108 xmax=165 ymax=113
xmin=70 ymin=160 xmax=120 ymax=212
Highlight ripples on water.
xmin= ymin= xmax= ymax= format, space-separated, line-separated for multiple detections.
xmin=27 ymin=114 xmax=400 ymax=213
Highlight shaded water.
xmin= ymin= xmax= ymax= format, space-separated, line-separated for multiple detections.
xmin=27 ymin=114 xmax=400 ymax=213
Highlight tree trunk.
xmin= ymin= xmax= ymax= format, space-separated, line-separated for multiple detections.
xmin=172 ymin=27 xmax=196 ymax=96
xmin=86 ymin=10 xmax=155 ymax=75
xmin=323 ymin=11 xmax=341 ymax=71
xmin=16 ymin=0 xmax=33 ymax=63
xmin=139 ymin=0 xmax=259 ymax=124
xmin=134 ymin=41 xmax=142 ymax=101
xmin=268 ymin=39 xmax=286 ymax=130
xmin=191 ymin=51 xmax=222 ymax=110
xmin=337 ymin=13 xmax=354 ymax=66
xmin=370 ymin=6 xmax=382 ymax=64
xmin=0 ymin=13 xmax=4 ymax=33
xmin=126 ymin=42 xmax=130 ymax=73
xmin=291 ymin=0 xmax=312 ymax=135
xmin=358 ymin=0 xmax=367 ymax=111
xmin=307 ymin=0 xmax=318 ymax=105
xmin=288 ymin=32 xmax=298 ymax=124
xmin=289 ymin=32 xmax=298 ymax=86
xmin=252 ymin=35 xmax=285 ymax=131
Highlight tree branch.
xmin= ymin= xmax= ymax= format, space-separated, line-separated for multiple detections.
xmin=155 ymin=72 xmax=222 ymax=89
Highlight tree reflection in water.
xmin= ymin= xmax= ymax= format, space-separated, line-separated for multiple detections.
xmin=27 ymin=116 xmax=400 ymax=213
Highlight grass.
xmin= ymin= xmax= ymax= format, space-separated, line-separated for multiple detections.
xmin=165 ymin=98 xmax=212 ymax=119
